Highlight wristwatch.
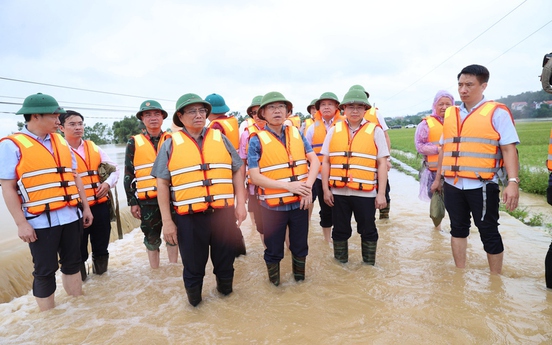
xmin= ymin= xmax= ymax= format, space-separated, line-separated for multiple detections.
xmin=508 ymin=177 xmax=520 ymax=184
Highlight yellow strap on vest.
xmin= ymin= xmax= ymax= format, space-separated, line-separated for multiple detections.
xmin=258 ymin=131 xmax=272 ymax=145
xmin=173 ymin=132 xmax=184 ymax=145
xmin=135 ymin=135 xmax=145 ymax=146
xmin=213 ymin=129 xmax=222 ymax=142
xmin=365 ymin=122 xmax=376 ymax=134
xmin=427 ymin=117 xmax=436 ymax=128
xmin=335 ymin=121 xmax=344 ymax=133
xmin=14 ymin=134 xmax=33 ymax=148
xmin=479 ymin=102 xmax=496 ymax=117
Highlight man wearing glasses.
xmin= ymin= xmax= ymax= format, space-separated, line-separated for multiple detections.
xmin=124 ymin=100 xmax=179 ymax=269
xmin=152 ymin=93 xmax=246 ymax=307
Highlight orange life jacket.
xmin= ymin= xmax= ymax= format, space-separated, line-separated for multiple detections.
xmin=363 ymin=107 xmax=380 ymax=125
xmin=73 ymin=140 xmax=109 ymax=206
xmin=442 ymin=102 xmax=513 ymax=181
xmin=424 ymin=116 xmax=443 ymax=172
xmin=133 ymin=132 xmax=170 ymax=200
xmin=288 ymin=115 xmax=301 ymax=129
xmin=208 ymin=116 xmax=239 ymax=150
xmin=254 ymin=126 xmax=309 ymax=206
xmin=546 ymin=130 xmax=552 ymax=171
xmin=328 ymin=121 xmax=379 ymax=191
xmin=3 ymin=133 xmax=80 ymax=215
xmin=168 ymin=129 xmax=234 ymax=215
xmin=303 ymin=117 xmax=314 ymax=135
xmin=311 ymin=110 xmax=344 ymax=165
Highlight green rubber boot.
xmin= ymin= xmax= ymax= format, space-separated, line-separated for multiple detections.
xmin=266 ymin=262 xmax=280 ymax=286
xmin=362 ymin=241 xmax=377 ymax=265
xmin=333 ymin=240 xmax=348 ymax=263
xmin=379 ymin=202 xmax=390 ymax=219
xmin=292 ymin=255 xmax=306 ymax=282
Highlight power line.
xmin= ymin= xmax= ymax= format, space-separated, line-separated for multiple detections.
xmin=0 ymin=95 xmax=137 ymax=110
xmin=384 ymin=0 xmax=528 ymax=102
xmin=0 ymin=76 xmax=175 ymax=102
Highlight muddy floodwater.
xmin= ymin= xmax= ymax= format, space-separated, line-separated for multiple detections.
xmin=0 ymin=152 xmax=551 ymax=344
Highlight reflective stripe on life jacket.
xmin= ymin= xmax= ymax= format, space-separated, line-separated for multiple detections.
xmin=74 ymin=140 xmax=108 ymax=206
xmin=2 ymin=133 xmax=80 ymax=215
xmin=442 ymin=102 xmax=513 ymax=181
xmin=168 ymin=129 xmax=234 ymax=215
xmin=254 ymin=126 xmax=308 ymax=206
xmin=133 ymin=132 xmax=170 ymax=200
xmin=328 ymin=121 xmax=379 ymax=191
xmin=548 ymin=128 xmax=552 ymax=171
xmin=424 ymin=116 xmax=443 ymax=172
xmin=208 ymin=116 xmax=239 ymax=150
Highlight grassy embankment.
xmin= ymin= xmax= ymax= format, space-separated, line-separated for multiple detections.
xmin=388 ymin=120 xmax=551 ymax=226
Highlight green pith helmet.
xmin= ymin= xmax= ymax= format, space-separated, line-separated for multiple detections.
xmin=205 ymin=93 xmax=230 ymax=114
xmin=315 ymin=92 xmax=340 ymax=110
xmin=16 ymin=93 xmax=66 ymax=115
xmin=247 ymin=95 xmax=263 ymax=116
xmin=348 ymin=84 xmax=370 ymax=99
xmin=258 ymin=91 xmax=293 ymax=120
xmin=136 ymin=100 xmax=168 ymax=120
xmin=307 ymin=98 xmax=318 ymax=113
xmin=339 ymin=89 xmax=371 ymax=110
xmin=173 ymin=93 xmax=212 ymax=127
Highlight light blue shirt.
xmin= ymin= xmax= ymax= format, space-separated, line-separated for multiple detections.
xmin=440 ymin=97 xmax=520 ymax=190
xmin=0 ymin=127 xmax=81 ymax=229
xmin=247 ymin=125 xmax=313 ymax=211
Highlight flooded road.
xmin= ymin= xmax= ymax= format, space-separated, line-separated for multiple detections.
xmin=1 ymin=167 xmax=551 ymax=344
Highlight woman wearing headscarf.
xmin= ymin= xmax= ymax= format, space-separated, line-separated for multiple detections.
xmin=415 ymin=90 xmax=455 ymax=228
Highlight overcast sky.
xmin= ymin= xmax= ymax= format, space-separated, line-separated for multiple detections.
xmin=1 ymin=0 xmax=550 ymax=137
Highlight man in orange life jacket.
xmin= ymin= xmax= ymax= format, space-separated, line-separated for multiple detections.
xmin=205 ymin=92 xmax=246 ymax=256
xmin=248 ymin=91 xmax=320 ymax=286
xmin=431 ymin=64 xmax=520 ymax=275
xmin=305 ymin=92 xmax=343 ymax=243
xmin=349 ymin=84 xmax=392 ymax=219
xmin=152 ymin=93 xmax=247 ymax=307
xmin=0 ymin=93 xmax=93 ymax=311
xmin=124 ymin=100 xmax=179 ymax=269
xmin=59 ymin=110 xmax=120 ymax=280
xmin=320 ymin=89 xmax=389 ymax=265
xmin=300 ymin=98 xmax=317 ymax=136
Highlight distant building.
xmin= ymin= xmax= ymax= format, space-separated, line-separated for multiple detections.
xmin=510 ymin=102 xmax=527 ymax=111
xmin=535 ymin=100 xmax=552 ymax=109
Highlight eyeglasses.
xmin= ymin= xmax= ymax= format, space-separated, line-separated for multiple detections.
xmin=184 ymin=108 xmax=208 ymax=116
xmin=345 ymin=105 xmax=365 ymax=112
xmin=266 ymin=104 xmax=286 ymax=111
xmin=250 ymin=110 xmax=257 ymax=116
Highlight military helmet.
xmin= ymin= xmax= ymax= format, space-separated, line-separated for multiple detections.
xmin=247 ymin=95 xmax=263 ymax=116
xmin=136 ymin=100 xmax=168 ymax=120
xmin=307 ymin=98 xmax=318 ymax=113
xmin=339 ymin=89 xmax=371 ymax=110
xmin=16 ymin=93 xmax=66 ymax=115
xmin=257 ymin=91 xmax=293 ymax=121
xmin=205 ymin=93 xmax=230 ymax=114
xmin=315 ymin=92 xmax=340 ymax=110
xmin=348 ymin=84 xmax=370 ymax=99
xmin=173 ymin=93 xmax=212 ymax=127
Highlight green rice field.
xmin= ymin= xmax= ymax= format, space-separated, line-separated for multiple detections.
xmin=387 ymin=120 xmax=552 ymax=195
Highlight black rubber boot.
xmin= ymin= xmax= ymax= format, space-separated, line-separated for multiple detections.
xmin=333 ymin=240 xmax=348 ymax=263
xmin=235 ymin=232 xmax=247 ymax=257
xmin=546 ymin=241 xmax=552 ymax=289
xmin=362 ymin=241 xmax=377 ymax=265
xmin=216 ymin=277 xmax=233 ymax=296
xmin=92 ymin=254 xmax=109 ymax=275
xmin=80 ymin=262 xmax=88 ymax=282
xmin=292 ymin=255 xmax=306 ymax=282
xmin=266 ymin=262 xmax=280 ymax=286
xmin=185 ymin=284 xmax=203 ymax=307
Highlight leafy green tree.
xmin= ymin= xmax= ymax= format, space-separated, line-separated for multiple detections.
xmin=84 ymin=122 xmax=110 ymax=145
xmin=112 ymin=116 xmax=141 ymax=144
xmin=17 ymin=121 xmax=25 ymax=131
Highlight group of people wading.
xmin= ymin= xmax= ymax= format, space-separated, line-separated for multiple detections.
xmin=1 ymin=63 xmax=551 ymax=311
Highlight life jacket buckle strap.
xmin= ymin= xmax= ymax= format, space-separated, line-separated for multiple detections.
xmin=451 ymin=151 xmax=460 ymax=158
xmin=200 ymin=163 xmax=210 ymax=171
xmin=453 ymin=137 xmax=461 ymax=143
xmin=203 ymin=179 xmax=213 ymax=186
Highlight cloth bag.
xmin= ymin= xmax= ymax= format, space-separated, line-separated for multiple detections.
xmin=430 ymin=190 xmax=445 ymax=227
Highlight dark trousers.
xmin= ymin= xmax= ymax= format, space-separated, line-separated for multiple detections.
xmin=313 ymin=178 xmax=332 ymax=227
xmin=332 ymin=195 xmax=378 ymax=242
xmin=444 ymin=182 xmax=503 ymax=254
xmin=81 ymin=202 xmax=111 ymax=262
xmin=176 ymin=207 xmax=236 ymax=289
xmin=248 ymin=193 xmax=264 ymax=234
xmin=29 ymin=219 xmax=82 ymax=298
xmin=261 ymin=207 xmax=309 ymax=263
